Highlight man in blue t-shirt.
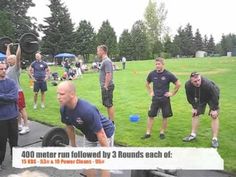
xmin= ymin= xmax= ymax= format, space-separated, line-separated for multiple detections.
xmin=29 ymin=52 xmax=50 ymax=109
xmin=57 ymin=81 xmax=114 ymax=177
xmin=141 ymin=58 xmax=181 ymax=140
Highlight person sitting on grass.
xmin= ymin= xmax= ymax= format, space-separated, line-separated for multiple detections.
xmin=51 ymin=72 xmax=59 ymax=81
xmin=68 ymin=68 xmax=77 ymax=80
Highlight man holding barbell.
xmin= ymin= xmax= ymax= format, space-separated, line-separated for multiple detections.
xmin=57 ymin=81 xmax=114 ymax=177
xmin=6 ymin=43 xmax=30 ymax=135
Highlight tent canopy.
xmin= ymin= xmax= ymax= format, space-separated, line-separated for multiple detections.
xmin=54 ymin=53 xmax=76 ymax=59
xmin=0 ymin=52 xmax=6 ymax=61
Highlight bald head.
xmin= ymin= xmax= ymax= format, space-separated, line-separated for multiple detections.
xmin=7 ymin=54 xmax=16 ymax=66
xmin=57 ymin=81 xmax=77 ymax=108
xmin=58 ymin=81 xmax=76 ymax=94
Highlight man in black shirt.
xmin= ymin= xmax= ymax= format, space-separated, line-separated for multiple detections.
xmin=183 ymin=72 xmax=220 ymax=148
xmin=141 ymin=58 xmax=181 ymax=140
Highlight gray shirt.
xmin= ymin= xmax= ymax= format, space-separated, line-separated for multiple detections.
xmin=6 ymin=64 xmax=22 ymax=91
xmin=99 ymin=57 xmax=113 ymax=87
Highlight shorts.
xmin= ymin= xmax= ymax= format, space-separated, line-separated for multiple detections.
xmin=34 ymin=80 xmax=47 ymax=92
xmin=17 ymin=91 xmax=26 ymax=110
xmin=148 ymin=97 xmax=173 ymax=118
xmin=195 ymin=102 xmax=220 ymax=116
xmin=83 ymin=134 xmax=114 ymax=147
xmin=101 ymin=84 xmax=114 ymax=108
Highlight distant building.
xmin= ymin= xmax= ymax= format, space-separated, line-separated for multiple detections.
xmin=227 ymin=52 xmax=232 ymax=57
xmin=195 ymin=51 xmax=207 ymax=58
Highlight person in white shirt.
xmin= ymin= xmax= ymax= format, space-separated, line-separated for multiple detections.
xmin=121 ymin=56 xmax=126 ymax=70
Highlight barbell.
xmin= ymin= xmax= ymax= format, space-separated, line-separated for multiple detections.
xmin=20 ymin=127 xmax=69 ymax=147
xmin=20 ymin=127 xmax=87 ymax=176
xmin=0 ymin=33 xmax=39 ymax=54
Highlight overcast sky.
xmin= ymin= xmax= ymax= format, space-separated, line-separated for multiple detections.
xmin=28 ymin=0 xmax=236 ymax=43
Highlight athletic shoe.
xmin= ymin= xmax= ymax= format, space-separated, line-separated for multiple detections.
xmin=160 ymin=133 xmax=165 ymax=139
xmin=18 ymin=124 xmax=23 ymax=131
xmin=141 ymin=134 xmax=151 ymax=139
xmin=211 ymin=139 xmax=219 ymax=148
xmin=19 ymin=126 xmax=30 ymax=135
xmin=183 ymin=135 xmax=196 ymax=142
xmin=41 ymin=104 xmax=45 ymax=109
xmin=33 ymin=104 xmax=37 ymax=109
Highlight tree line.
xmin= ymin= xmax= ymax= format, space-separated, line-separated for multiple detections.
xmin=0 ymin=0 xmax=236 ymax=62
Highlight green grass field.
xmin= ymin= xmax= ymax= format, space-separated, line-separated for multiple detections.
xmin=20 ymin=57 xmax=236 ymax=172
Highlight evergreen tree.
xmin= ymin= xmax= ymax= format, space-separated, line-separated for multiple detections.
xmin=171 ymin=24 xmax=195 ymax=57
xmin=130 ymin=20 xmax=149 ymax=60
xmin=97 ymin=20 xmax=117 ymax=56
xmin=203 ymin=35 xmax=208 ymax=52
xmin=171 ymin=34 xmax=181 ymax=57
xmin=207 ymin=35 xmax=215 ymax=55
xmin=215 ymin=43 xmax=222 ymax=55
xmin=175 ymin=27 xmax=185 ymax=56
xmin=74 ymin=20 xmax=96 ymax=62
xmin=0 ymin=10 xmax=15 ymax=38
xmin=220 ymin=35 xmax=226 ymax=55
xmin=41 ymin=0 xmax=75 ymax=56
xmin=0 ymin=0 xmax=37 ymax=38
xmin=118 ymin=29 xmax=133 ymax=60
xmin=153 ymin=40 xmax=163 ymax=57
xmin=182 ymin=23 xmax=194 ymax=56
xmin=194 ymin=29 xmax=203 ymax=52
xmin=220 ymin=33 xmax=236 ymax=55
xmin=163 ymin=34 xmax=173 ymax=57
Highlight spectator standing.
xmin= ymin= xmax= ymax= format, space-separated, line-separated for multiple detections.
xmin=97 ymin=45 xmax=115 ymax=124
xmin=0 ymin=61 xmax=19 ymax=170
xmin=29 ymin=52 xmax=50 ymax=109
xmin=121 ymin=56 xmax=126 ymax=69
